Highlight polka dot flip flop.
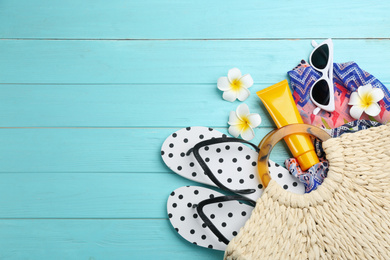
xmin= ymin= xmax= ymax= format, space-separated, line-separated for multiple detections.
xmin=161 ymin=127 xmax=305 ymax=202
xmin=167 ymin=186 xmax=254 ymax=251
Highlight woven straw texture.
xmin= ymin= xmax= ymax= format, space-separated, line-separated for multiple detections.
xmin=225 ymin=124 xmax=390 ymax=260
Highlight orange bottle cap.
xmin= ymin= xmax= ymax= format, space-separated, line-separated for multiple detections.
xmin=296 ymin=150 xmax=320 ymax=171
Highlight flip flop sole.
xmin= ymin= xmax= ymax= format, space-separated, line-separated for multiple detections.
xmin=167 ymin=186 xmax=253 ymax=251
xmin=161 ymin=127 xmax=305 ymax=201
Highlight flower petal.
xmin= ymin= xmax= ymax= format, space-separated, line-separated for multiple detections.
xmin=222 ymin=89 xmax=237 ymax=102
xmin=228 ymin=68 xmax=242 ymax=82
xmin=247 ymin=113 xmax=261 ymax=128
xmin=228 ymin=125 xmax=241 ymax=138
xmin=348 ymin=92 xmax=361 ymax=106
xmin=240 ymin=74 xmax=254 ymax=88
xmin=240 ymin=127 xmax=255 ymax=141
xmin=358 ymin=84 xmax=373 ymax=98
xmin=364 ymin=102 xmax=381 ymax=117
xmin=350 ymin=105 xmax=365 ymax=119
xmin=217 ymin=77 xmax=231 ymax=91
xmin=236 ymin=103 xmax=250 ymax=120
xmin=228 ymin=111 xmax=241 ymax=125
xmin=237 ymin=87 xmax=250 ymax=101
xmin=371 ymin=88 xmax=385 ymax=103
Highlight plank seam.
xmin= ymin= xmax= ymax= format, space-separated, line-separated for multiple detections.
xmin=1 ymin=38 xmax=390 ymax=41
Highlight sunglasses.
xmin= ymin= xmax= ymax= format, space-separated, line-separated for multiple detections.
xmin=309 ymin=38 xmax=335 ymax=115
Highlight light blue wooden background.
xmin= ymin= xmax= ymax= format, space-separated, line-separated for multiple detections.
xmin=0 ymin=0 xmax=389 ymax=259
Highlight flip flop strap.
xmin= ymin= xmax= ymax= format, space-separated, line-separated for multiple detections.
xmin=187 ymin=137 xmax=259 ymax=195
xmin=196 ymin=195 xmax=255 ymax=245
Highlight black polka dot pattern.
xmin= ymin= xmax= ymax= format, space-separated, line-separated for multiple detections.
xmin=167 ymin=186 xmax=253 ymax=251
xmin=161 ymin=126 xmax=306 ymax=208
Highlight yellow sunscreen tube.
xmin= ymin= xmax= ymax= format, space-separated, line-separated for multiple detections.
xmin=256 ymin=79 xmax=319 ymax=171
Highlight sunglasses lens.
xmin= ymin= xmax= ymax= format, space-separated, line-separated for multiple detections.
xmin=311 ymin=44 xmax=329 ymax=70
xmin=311 ymin=79 xmax=330 ymax=106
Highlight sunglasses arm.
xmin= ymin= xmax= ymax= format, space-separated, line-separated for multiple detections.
xmin=313 ymin=107 xmax=321 ymax=115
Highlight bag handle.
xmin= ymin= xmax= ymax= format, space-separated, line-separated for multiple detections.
xmin=257 ymin=124 xmax=331 ymax=188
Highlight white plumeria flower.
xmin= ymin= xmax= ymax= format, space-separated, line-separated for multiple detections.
xmin=228 ymin=103 xmax=261 ymax=141
xmin=217 ymin=68 xmax=254 ymax=102
xmin=348 ymin=84 xmax=384 ymax=119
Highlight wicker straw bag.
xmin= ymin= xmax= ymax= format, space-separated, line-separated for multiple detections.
xmin=224 ymin=123 xmax=390 ymax=260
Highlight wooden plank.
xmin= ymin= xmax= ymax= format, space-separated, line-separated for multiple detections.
xmin=0 ymin=128 xmax=290 ymax=173
xmin=0 ymin=84 xmax=279 ymax=127
xmin=0 ymin=172 xmax=199 ymax=218
xmin=0 ymin=219 xmax=224 ymax=259
xmin=0 ymin=0 xmax=389 ymax=39
xmin=1 ymin=40 xmax=390 ymax=84
xmin=2 ymin=82 xmax=390 ymax=128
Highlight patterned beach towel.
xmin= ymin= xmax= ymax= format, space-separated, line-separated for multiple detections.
xmin=288 ymin=60 xmax=390 ymax=129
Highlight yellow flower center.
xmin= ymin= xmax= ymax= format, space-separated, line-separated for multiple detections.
xmin=238 ymin=116 xmax=251 ymax=131
xmin=360 ymin=92 xmax=374 ymax=109
xmin=230 ymin=79 xmax=242 ymax=91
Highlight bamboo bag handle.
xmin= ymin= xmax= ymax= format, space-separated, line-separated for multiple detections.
xmin=257 ymin=124 xmax=331 ymax=188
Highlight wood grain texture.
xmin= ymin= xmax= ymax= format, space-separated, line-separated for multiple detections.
xmin=0 ymin=172 xmax=207 ymax=218
xmin=1 ymin=40 xmax=390 ymax=84
xmin=1 ymin=0 xmax=390 ymax=259
xmin=0 ymin=128 xmax=289 ymax=173
xmin=0 ymin=219 xmax=224 ymax=259
xmin=0 ymin=84 xmax=276 ymax=127
xmin=0 ymin=0 xmax=389 ymax=39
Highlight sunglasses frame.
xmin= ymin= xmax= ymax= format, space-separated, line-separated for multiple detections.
xmin=309 ymin=38 xmax=335 ymax=115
